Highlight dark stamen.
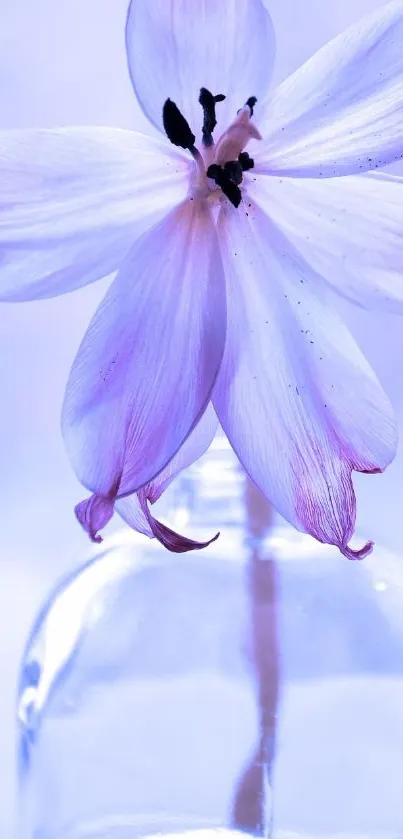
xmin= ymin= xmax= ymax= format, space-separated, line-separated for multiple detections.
xmin=162 ymin=98 xmax=195 ymax=150
xmin=207 ymin=164 xmax=222 ymax=180
xmin=245 ymin=96 xmax=257 ymax=116
xmin=207 ymin=163 xmax=242 ymax=209
xmin=238 ymin=151 xmax=255 ymax=171
xmin=224 ymin=160 xmax=243 ymax=186
xmin=237 ymin=96 xmax=258 ymax=117
xmin=199 ymin=87 xmax=226 ymax=147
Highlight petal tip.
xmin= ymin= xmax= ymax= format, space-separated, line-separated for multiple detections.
xmin=150 ymin=517 xmax=220 ymax=553
xmin=74 ymin=493 xmax=114 ymax=544
xmin=341 ymin=539 xmax=374 ymax=561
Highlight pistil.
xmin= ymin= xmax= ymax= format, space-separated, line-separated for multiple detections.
xmin=162 ymin=90 xmax=260 ymax=208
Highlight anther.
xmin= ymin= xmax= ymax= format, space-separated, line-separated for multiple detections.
xmin=238 ymin=151 xmax=255 ymax=171
xmin=224 ymin=160 xmax=243 ymax=186
xmin=245 ymin=96 xmax=257 ymax=116
xmin=162 ymin=98 xmax=196 ymax=150
xmin=237 ymin=96 xmax=258 ymax=117
xmin=199 ymin=87 xmax=226 ymax=146
xmin=207 ymin=163 xmax=242 ymax=209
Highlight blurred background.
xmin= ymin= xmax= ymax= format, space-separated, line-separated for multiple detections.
xmin=0 ymin=0 xmax=403 ymax=836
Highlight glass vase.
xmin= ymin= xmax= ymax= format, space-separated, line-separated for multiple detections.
xmin=16 ymin=435 xmax=403 ymax=839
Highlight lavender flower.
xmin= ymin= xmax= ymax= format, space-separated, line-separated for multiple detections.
xmin=0 ymin=0 xmax=403 ymax=557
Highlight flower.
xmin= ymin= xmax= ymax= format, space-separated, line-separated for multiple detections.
xmin=0 ymin=0 xmax=403 ymax=559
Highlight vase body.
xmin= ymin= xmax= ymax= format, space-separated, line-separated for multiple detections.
xmin=16 ymin=437 xmax=403 ymax=838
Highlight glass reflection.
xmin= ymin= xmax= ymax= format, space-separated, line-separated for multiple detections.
xmin=16 ymin=436 xmax=403 ymax=838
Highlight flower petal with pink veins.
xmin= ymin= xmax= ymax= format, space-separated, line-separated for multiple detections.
xmin=0 ymin=128 xmax=189 ymax=300
xmin=259 ymin=1 xmax=403 ymax=177
xmin=124 ymin=489 xmax=219 ymax=554
xmin=75 ymin=493 xmax=116 ymax=545
xmin=213 ymin=201 xmax=397 ymax=559
xmin=248 ymin=170 xmax=403 ymax=313
xmin=125 ymin=0 xmax=275 ymax=139
xmin=62 ymin=201 xmax=226 ymax=502
xmin=76 ymin=404 xmax=219 ymax=551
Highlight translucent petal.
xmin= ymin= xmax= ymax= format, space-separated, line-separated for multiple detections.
xmin=0 ymin=128 xmax=189 ymax=300
xmin=248 ymin=170 xmax=403 ymax=312
xmin=62 ymin=200 xmax=226 ymax=500
xmin=213 ymin=201 xmax=397 ymax=559
xmin=258 ymin=1 xmax=403 ymax=176
xmin=74 ymin=402 xmax=219 ymax=548
xmin=119 ymin=489 xmax=220 ymax=553
xmin=125 ymin=0 xmax=275 ymax=138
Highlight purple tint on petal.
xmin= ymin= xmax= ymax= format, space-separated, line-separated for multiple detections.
xmin=145 ymin=403 xmax=218 ymax=504
xmin=212 ymin=199 xmax=397 ymax=560
xmin=76 ymin=406 xmax=220 ymax=550
xmin=341 ymin=541 xmax=374 ymax=561
xmin=138 ymin=490 xmax=220 ymax=553
xmin=147 ymin=519 xmax=220 ymax=553
xmin=75 ymin=493 xmax=116 ymax=544
xmin=74 ymin=487 xmax=220 ymax=553
xmin=62 ymin=201 xmax=226 ymax=500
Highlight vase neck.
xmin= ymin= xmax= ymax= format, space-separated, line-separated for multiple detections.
xmin=166 ymin=432 xmax=245 ymax=533
xmin=165 ymin=432 xmax=273 ymax=547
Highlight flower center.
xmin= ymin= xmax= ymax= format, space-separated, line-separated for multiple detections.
xmin=162 ymin=89 xmax=261 ymax=208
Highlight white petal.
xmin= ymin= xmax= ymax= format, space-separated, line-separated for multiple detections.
xmin=125 ymin=0 xmax=275 ymax=138
xmin=0 ymin=128 xmax=189 ymax=300
xmin=62 ymin=200 xmax=226 ymax=499
xmin=248 ymin=170 xmax=403 ymax=313
xmin=213 ymin=201 xmax=397 ymax=559
xmin=258 ymin=1 xmax=403 ymax=176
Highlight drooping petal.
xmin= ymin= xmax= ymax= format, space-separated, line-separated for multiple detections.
xmin=77 ymin=403 xmax=219 ymax=551
xmin=136 ymin=491 xmax=220 ymax=553
xmin=258 ymin=1 xmax=403 ymax=177
xmin=75 ymin=486 xmax=219 ymax=551
xmin=213 ymin=201 xmax=397 ymax=559
xmin=125 ymin=0 xmax=275 ymax=138
xmin=0 ymin=128 xmax=190 ymax=300
xmin=248 ymin=170 xmax=403 ymax=313
xmin=117 ymin=487 xmax=219 ymax=553
xmin=62 ymin=199 xmax=226 ymax=503
xmin=75 ymin=493 xmax=116 ymax=545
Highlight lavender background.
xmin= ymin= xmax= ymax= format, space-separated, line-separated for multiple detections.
xmin=0 ymin=0 xmax=402 ymax=835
